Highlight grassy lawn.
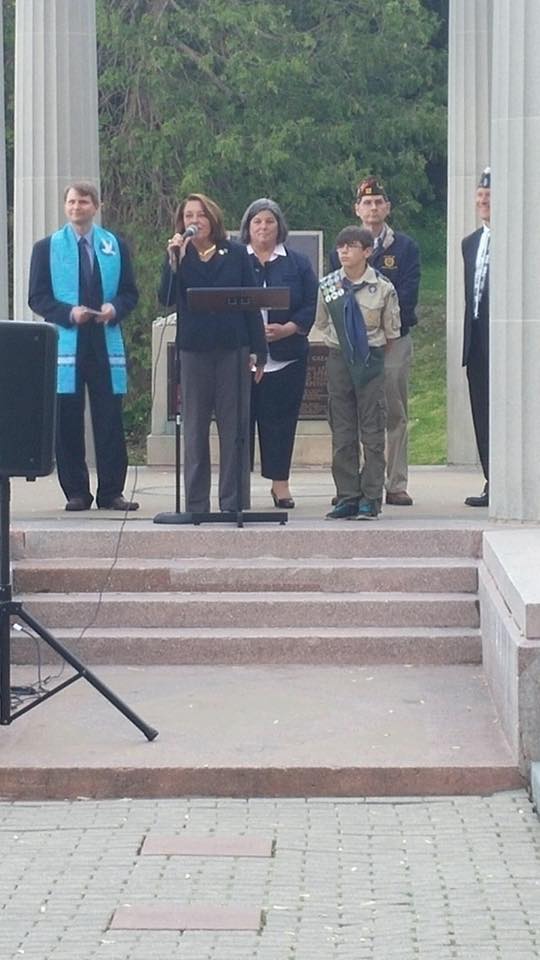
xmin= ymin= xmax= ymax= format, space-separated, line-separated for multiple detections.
xmin=409 ymin=260 xmax=446 ymax=464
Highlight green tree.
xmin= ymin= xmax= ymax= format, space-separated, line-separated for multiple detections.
xmin=98 ymin=0 xmax=446 ymax=235
xmin=95 ymin=0 xmax=446 ymax=446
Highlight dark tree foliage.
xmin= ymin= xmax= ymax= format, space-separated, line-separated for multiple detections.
xmin=97 ymin=0 xmax=446 ymax=235
xmin=421 ymin=0 xmax=449 ymax=47
xmin=94 ymin=0 xmax=447 ymax=442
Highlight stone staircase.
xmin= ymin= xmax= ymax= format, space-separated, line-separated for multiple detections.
xmin=2 ymin=522 xmax=521 ymax=799
xmin=12 ymin=525 xmax=481 ymax=666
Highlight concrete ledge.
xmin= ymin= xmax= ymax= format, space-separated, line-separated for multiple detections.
xmin=19 ymin=590 xmax=481 ymax=630
xmin=12 ymin=555 xmax=479 ymax=595
xmin=0 ymin=664 xmax=520 ymax=800
xmin=483 ymin=530 xmax=540 ymax=638
xmin=11 ymin=625 xmax=482 ymax=667
xmin=479 ymin=563 xmax=521 ymax=758
xmin=147 ymin=421 xmax=332 ymax=468
xmin=11 ymin=524 xmax=485 ymax=561
xmin=480 ymin=545 xmax=540 ymax=774
xmin=0 ymin=765 xmax=522 ymax=801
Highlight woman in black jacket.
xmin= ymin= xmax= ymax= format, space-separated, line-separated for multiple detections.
xmin=239 ymin=199 xmax=318 ymax=508
xmin=159 ymin=193 xmax=266 ymax=513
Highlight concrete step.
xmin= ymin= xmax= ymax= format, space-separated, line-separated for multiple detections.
xmin=11 ymin=625 xmax=482 ymax=666
xmin=0 ymin=664 xmax=521 ymax=800
xmin=19 ymin=591 xmax=480 ymax=629
xmin=13 ymin=556 xmax=479 ymax=594
xmin=11 ymin=523 xmax=483 ymax=560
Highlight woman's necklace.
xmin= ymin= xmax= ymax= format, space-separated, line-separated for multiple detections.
xmin=197 ymin=243 xmax=216 ymax=261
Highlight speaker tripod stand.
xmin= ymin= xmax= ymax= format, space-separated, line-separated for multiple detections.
xmin=0 ymin=475 xmax=158 ymax=740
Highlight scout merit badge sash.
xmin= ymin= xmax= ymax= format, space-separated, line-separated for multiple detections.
xmin=50 ymin=224 xmax=127 ymax=394
xmin=319 ymin=270 xmax=384 ymax=387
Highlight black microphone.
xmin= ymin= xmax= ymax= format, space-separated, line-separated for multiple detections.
xmin=169 ymin=224 xmax=199 ymax=269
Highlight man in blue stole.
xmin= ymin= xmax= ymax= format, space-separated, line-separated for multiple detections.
xmin=28 ymin=182 xmax=139 ymax=511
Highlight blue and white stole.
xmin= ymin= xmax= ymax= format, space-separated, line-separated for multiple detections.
xmin=50 ymin=224 xmax=127 ymax=394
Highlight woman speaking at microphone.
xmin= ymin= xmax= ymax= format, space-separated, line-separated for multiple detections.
xmin=158 ymin=193 xmax=266 ymax=514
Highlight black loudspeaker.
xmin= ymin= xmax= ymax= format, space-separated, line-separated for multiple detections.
xmin=0 ymin=320 xmax=57 ymax=477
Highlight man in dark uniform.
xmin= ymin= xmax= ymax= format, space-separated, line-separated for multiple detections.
xmin=331 ymin=176 xmax=420 ymax=506
xmin=462 ymin=167 xmax=491 ymax=507
xmin=28 ymin=182 xmax=139 ymax=512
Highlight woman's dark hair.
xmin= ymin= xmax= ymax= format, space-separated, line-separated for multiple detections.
xmin=175 ymin=193 xmax=227 ymax=245
xmin=239 ymin=198 xmax=288 ymax=245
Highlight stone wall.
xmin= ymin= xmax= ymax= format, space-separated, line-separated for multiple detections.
xmin=480 ymin=529 xmax=540 ymax=774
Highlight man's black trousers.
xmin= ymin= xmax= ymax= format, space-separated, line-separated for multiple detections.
xmin=56 ymin=346 xmax=128 ymax=505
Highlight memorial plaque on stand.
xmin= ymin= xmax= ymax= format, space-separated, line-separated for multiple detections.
xmin=300 ymin=344 xmax=328 ymax=420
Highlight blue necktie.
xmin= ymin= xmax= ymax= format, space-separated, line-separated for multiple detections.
xmin=342 ymin=278 xmax=370 ymax=365
xmin=79 ymin=236 xmax=94 ymax=295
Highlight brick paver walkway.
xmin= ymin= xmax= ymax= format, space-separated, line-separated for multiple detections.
xmin=2 ymin=791 xmax=540 ymax=959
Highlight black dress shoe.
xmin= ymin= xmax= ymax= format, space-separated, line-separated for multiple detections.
xmin=271 ymin=490 xmax=295 ymax=509
xmin=98 ymin=496 xmax=140 ymax=511
xmin=464 ymin=484 xmax=489 ymax=508
xmin=65 ymin=496 xmax=93 ymax=512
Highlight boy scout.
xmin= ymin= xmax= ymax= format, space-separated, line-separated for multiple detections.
xmin=316 ymin=226 xmax=401 ymax=519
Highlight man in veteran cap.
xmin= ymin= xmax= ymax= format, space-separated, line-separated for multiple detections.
xmin=461 ymin=167 xmax=491 ymax=507
xmin=331 ymin=176 xmax=420 ymax=506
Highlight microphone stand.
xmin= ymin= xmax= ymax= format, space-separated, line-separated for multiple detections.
xmin=154 ymin=245 xmax=187 ymax=524
xmin=173 ymin=319 xmax=182 ymax=516
xmin=155 ymin=241 xmax=190 ymax=518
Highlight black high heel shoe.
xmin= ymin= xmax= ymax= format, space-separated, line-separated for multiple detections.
xmin=271 ymin=489 xmax=295 ymax=509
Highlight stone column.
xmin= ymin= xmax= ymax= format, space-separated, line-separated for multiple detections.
xmin=0 ymin=4 xmax=9 ymax=319
xmin=446 ymin=0 xmax=492 ymax=464
xmin=13 ymin=0 xmax=100 ymax=321
xmin=490 ymin=0 xmax=540 ymax=520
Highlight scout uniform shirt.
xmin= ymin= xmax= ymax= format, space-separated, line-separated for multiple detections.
xmin=315 ymin=264 xmax=401 ymax=350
